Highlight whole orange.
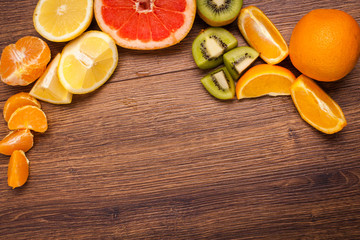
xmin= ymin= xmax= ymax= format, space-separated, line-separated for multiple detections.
xmin=289 ymin=9 xmax=360 ymax=82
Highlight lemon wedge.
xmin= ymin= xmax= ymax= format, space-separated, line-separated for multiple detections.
xmin=33 ymin=0 xmax=93 ymax=42
xmin=30 ymin=53 xmax=72 ymax=104
xmin=58 ymin=31 xmax=118 ymax=94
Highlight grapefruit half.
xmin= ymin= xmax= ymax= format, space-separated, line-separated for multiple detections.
xmin=94 ymin=0 xmax=196 ymax=50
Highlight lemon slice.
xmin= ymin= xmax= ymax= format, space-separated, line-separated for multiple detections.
xmin=30 ymin=53 xmax=72 ymax=104
xmin=58 ymin=31 xmax=118 ymax=94
xmin=33 ymin=0 xmax=93 ymax=42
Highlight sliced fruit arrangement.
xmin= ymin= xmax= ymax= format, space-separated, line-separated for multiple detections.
xmin=58 ymin=31 xmax=118 ymax=94
xmin=236 ymin=64 xmax=296 ymax=99
xmin=0 ymin=0 xmax=126 ymax=189
xmin=192 ymin=27 xmax=238 ymax=69
xmin=8 ymin=150 xmax=30 ymax=189
xmin=3 ymin=93 xmax=48 ymax=135
xmin=0 ymin=0 xmax=357 ymax=192
xmin=0 ymin=92 xmax=48 ymax=188
xmin=94 ymin=0 xmax=196 ymax=50
xmin=238 ymin=6 xmax=289 ymax=65
xmin=196 ymin=0 xmax=243 ymax=27
xmin=201 ymin=67 xmax=235 ymax=100
xmin=30 ymin=54 xmax=72 ymax=104
xmin=223 ymin=46 xmax=259 ymax=80
xmin=33 ymin=0 xmax=93 ymax=42
xmin=290 ymin=75 xmax=347 ymax=134
xmin=0 ymin=36 xmax=51 ymax=86
xmin=192 ymin=5 xmax=353 ymax=134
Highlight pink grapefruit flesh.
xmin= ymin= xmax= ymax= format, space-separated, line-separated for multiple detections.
xmin=94 ymin=0 xmax=196 ymax=50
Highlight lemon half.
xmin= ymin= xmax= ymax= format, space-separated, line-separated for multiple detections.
xmin=33 ymin=0 xmax=93 ymax=42
xmin=58 ymin=31 xmax=118 ymax=94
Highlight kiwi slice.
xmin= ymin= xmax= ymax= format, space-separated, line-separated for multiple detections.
xmin=223 ymin=46 xmax=259 ymax=80
xmin=197 ymin=0 xmax=243 ymax=27
xmin=201 ymin=66 xmax=235 ymax=100
xmin=192 ymin=28 xmax=238 ymax=69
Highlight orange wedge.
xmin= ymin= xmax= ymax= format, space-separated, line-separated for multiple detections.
xmin=290 ymin=75 xmax=347 ymax=134
xmin=8 ymin=105 xmax=48 ymax=133
xmin=8 ymin=150 xmax=29 ymax=189
xmin=238 ymin=6 xmax=288 ymax=64
xmin=0 ymin=129 xmax=34 ymax=156
xmin=3 ymin=92 xmax=41 ymax=122
xmin=236 ymin=64 xmax=296 ymax=99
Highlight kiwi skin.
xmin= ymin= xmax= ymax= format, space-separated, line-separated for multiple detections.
xmin=201 ymin=66 xmax=235 ymax=100
xmin=197 ymin=0 xmax=243 ymax=27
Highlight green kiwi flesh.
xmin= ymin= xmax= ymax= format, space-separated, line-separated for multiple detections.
xmin=196 ymin=0 xmax=243 ymax=26
xmin=192 ymin=28 xmax=238 ymax=69
xmin=223 ymin=46 xmax=259 ymax=80
xmin=201 ymin=67 xmax=235 ymax=100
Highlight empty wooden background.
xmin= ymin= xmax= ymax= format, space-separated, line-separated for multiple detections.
xmin=0 ymin=0 xmax=359 ymax=239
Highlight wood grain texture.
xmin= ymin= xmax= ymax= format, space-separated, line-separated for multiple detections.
xmin=0 ymin=0 xmax=360 ymax=239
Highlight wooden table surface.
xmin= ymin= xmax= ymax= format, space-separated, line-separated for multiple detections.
xmin=0 ymin=0 xmax=359 ymax=239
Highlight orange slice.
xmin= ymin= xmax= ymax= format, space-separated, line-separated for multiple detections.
xmin=236 ymin=64 xmax=296 ymax=99
xmin=8 ymin=150 xmax=30 ymax=189
xmin=8 ymin=105 xmax=48 ymax=133
xmin=238 ymin=6 xmax=288 ymax=64
xmin=3 ymin=92 xmax=41 ymax=122
xmin=290 ymin=74 xmax=347 ymax=134
xmin=94 ymin=0 xmax=196 ymax=50
xmin=0 ymin=129 xmax=34 ymax=156
xmin=0 ymin=36 xmax=51 ymax=86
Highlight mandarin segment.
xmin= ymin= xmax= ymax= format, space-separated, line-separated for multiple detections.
xmin=290 ymin=75 xmax=347 ymax=134
xmin=8 ymin=150 xmax=30 ymax=189
xmin=0 ymin=36 xmax=50 ymax=86
xmin=3 ymin=92 xmax=41 ymax=122
xmin=8 ymin=105 xmax=48 ymax=133
xmin=0 ymin=129 xmax=34 ymax=156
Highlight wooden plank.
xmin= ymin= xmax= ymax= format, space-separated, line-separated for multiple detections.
xmin=0 ymin=0 xmax=359 ymax=239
